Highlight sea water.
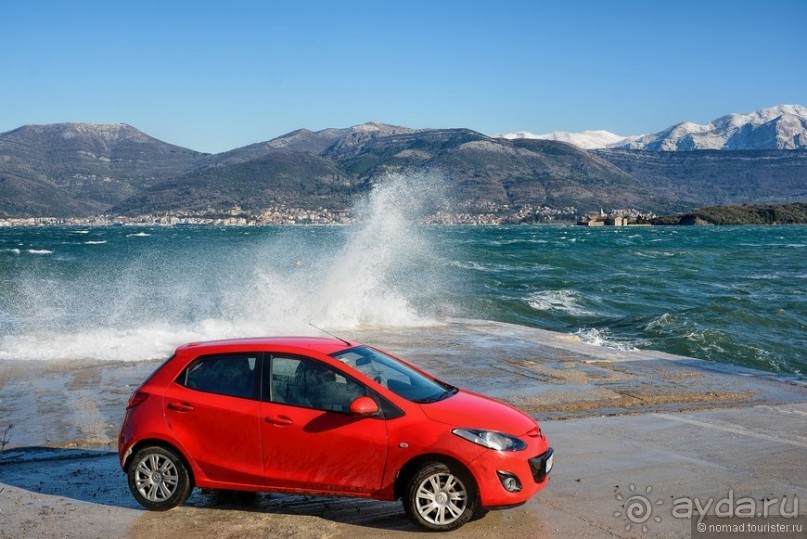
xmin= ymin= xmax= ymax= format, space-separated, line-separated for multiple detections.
xmin=0 ymin=187 xmax=804 ymax=376
xmin=444 ymin=225 xmax=806 ymax=376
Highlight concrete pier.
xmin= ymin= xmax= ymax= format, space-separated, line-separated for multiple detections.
xmin=1 ymin=320 xmax=805 ymax=537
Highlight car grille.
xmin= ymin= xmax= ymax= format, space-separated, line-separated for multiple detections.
xmin=528 ymin=448 xmax=554 ymax=482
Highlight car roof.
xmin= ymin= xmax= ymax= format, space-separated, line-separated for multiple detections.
xmin=175 ymin=336 xmax=355 ymax=356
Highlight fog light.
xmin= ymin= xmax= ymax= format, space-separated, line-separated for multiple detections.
xmin=496 ymin=471 xmax=522 ymax=492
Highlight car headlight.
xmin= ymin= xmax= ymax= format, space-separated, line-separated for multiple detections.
xmin=452 ymin=428 xmax=527 ymax=451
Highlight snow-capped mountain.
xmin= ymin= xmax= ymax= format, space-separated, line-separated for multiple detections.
xmin=499 ymin=105 xmax=807 ymax=151
xmin=621 ymin=105 xmax=807 ymax=151
xmin=498 ymin=130 xmax=632 ymax=150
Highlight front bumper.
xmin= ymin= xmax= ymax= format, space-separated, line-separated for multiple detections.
xmin=470 ymin=446 xmax=554 ymax=508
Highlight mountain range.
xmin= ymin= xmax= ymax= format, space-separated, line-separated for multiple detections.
xmin=1 ymin=106 xmax=806 ymax=219
xmin=502 ymin=105 xmax=807 ymax=151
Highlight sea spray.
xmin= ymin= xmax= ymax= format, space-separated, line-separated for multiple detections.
xmin=309 ymin=172 xmax=446 ymax=328
xmin=0 ymin=172 xmax=450 ymax=360
xmin=241 ymin=171 xmax=449 ymax=331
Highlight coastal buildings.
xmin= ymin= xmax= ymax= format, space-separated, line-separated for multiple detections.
xmin=577 ymin=209 xmax=652 ymax=226
xmin=0 ymin=204 xmax=654 ymax=227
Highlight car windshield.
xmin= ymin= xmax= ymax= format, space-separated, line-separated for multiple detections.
xmin=330 ymin=346 xmax=456 ymax=403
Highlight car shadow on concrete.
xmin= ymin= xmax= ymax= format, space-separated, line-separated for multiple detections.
xmin=0 ymin=446 xmax=419 ymax=533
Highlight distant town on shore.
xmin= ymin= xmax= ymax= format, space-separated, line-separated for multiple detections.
xmin=2 ymin=203 xmax=805 ymax=228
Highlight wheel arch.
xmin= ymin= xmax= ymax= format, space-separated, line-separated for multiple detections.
xmin=124 ymin=438 xmax=196 ymax=488
xmin=393 ymin=453 xmax=478 ymax=501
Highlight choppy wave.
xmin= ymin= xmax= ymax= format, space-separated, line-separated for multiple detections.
xmin=444 ymin=225 xmax=805 ymax=376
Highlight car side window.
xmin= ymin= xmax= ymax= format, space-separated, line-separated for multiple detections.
xmin=179 ymin=354 xmax=258 ymax=399
xmin=269 ymin=356 xmax=365 ymax=413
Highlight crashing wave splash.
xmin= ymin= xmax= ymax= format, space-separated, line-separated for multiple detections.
xmin=0 ymin=172 xmax=449 ymax=361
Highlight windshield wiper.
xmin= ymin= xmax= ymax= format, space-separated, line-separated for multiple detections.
xmin=414 ymin=386 xmax=457 ymax=404
xmin=436 ymin=387 xmax=458 ymax=401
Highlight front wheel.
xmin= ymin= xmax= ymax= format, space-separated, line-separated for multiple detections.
xmin=127 ymin=446 xmax=192 ymax=511
xmin=403 ymin=461 xmax=478 ymax=531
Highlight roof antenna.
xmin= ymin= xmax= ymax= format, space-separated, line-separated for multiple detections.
xmin=309 ymin=323 xmax=352 ymax=347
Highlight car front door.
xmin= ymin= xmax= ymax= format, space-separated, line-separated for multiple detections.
xmin=260 ymin=354 xmax=389 ymax=493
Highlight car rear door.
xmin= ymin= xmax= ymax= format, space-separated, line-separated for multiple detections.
xmin=260 ymin=354 xmax=389 ymax=493
xmin=164 ymin=352 xmax=263 ymax=487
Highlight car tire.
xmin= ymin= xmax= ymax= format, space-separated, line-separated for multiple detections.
xmin=403 ymin=461 xmax=478 ymax=531
xmin=127 ymin=445 xmax=192 ymax=511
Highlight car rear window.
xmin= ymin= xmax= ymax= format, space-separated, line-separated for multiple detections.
xmin=177 ymin=354 xmax=259 ymax=399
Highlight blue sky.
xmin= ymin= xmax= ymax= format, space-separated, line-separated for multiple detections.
xmin=2 ymin=0 xmax=806 ymax=153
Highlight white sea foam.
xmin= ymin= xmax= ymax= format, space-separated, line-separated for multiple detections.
xmin=574 ymin=327 xmax=608 ymax=346
xmin=0 ymin=317 xmax=286 ymax=361
xmin=84 ymin=240 xmax=107 ymax=245
xmin=574 ymin=327 xmax=638 ymax=351
xmin=741 ymin=243 xmax=806 ymax=248
xmin=747 ymin=272 xmax=784 ymax=281
xmin=0 ymin=326 xmax=193 ymax=361
xmin=634 ymin=250 xmax=677 ymax=259
xmin=126 ymin=232 xmax=151 ymax=237
xmin=449 ymin=260 xmax=489 ymax=271
xmin=27 ymin=249 xmax=53 ymax=255
xmin=645 ymin=312 xmax=674 ymax=330
xmin=449 ymin=260 xmax=548 ymax=273
xmin=526 ymin=290 xmax=592 ymax=316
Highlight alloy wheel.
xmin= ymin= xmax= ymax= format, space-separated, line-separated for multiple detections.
xmin=414 ymin=471 xmax=468 ymax=526
xmin=134 ymin=453 xmax=180 ymax=502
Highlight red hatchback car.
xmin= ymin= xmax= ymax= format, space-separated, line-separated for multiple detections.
xmin=118 ymin=337 xmax=553 ymax=531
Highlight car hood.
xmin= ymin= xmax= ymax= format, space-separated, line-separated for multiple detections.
xmin=419 ymin=389 xmax=537 ymax=436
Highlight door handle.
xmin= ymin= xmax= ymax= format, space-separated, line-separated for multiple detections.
xmin=167 ymin=402 xmax=194 ymax=412
xmin=265 ymin=415 xmax=293 ymax=426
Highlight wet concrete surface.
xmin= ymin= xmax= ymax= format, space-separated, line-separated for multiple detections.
xmin=1 ymin=319 xmax=805 ymax=537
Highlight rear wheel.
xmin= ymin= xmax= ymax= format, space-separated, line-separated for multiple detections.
xmin=403 ymin=461 xmax=478 ymax=531
xmin=127 ymin=446 xmax=192 ymax=511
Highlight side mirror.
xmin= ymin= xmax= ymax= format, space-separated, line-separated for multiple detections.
xmin=349 ymin=396 xmax=380 ymax=417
